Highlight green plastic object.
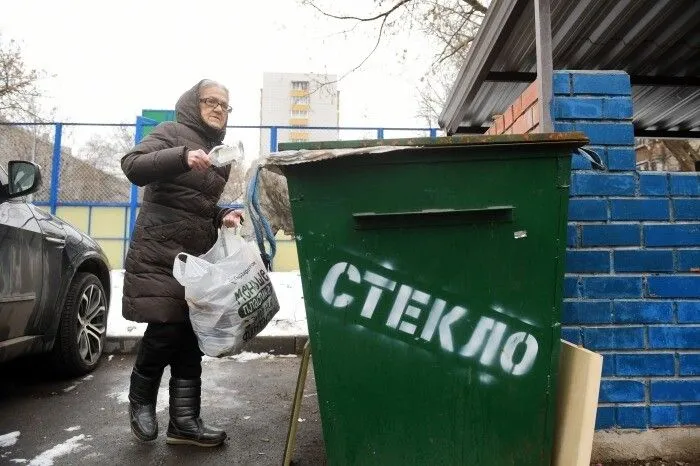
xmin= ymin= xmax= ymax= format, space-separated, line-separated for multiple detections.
xmin=276 ymin=133 xmax=588 ymax=466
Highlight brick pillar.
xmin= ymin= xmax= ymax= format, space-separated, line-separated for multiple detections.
xmin=552 ymin=71 xmax=635 ymax=170
xmin=556 ymin=71 xmax=700 ymax=430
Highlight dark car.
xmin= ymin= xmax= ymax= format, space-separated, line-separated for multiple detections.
xmin=0 ymin=160 xmax=111 ymax=375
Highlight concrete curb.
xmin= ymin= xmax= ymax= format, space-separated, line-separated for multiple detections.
xmin=104 ymin=335 xmax=309 ymax=356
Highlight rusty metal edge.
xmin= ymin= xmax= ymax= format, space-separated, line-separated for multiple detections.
xmin=277 ymin=132 xmax=589 ymax=152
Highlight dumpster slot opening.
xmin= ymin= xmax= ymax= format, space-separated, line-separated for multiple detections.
xmin=352 ymin=206 xmax=514 ymax=230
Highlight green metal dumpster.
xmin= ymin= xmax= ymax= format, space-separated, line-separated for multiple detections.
xmin=272 ymin=133 xmax=589 ymax=465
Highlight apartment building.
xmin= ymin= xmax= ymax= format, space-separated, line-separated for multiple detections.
xmin=259 ymin=72 xmax=339 ymax=155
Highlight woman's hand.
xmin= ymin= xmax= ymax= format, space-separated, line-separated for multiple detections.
xmin=187 ymin=149 xmax=211 ymax=171
xmin=222 ymin=209 xmax=244 ymax=228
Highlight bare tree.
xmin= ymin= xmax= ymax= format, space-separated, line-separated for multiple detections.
xmin=637 ymin=139 xmax=700 ymax=172
xmin=77 ymin=126 xmax=135 ymax=177
xmin=300 ymin=1 xmax=489 ymax=124
xmin=0 ymin=35 xmax=48 ymax=120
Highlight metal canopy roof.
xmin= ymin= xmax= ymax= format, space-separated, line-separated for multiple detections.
xmin=439 ymin=0 xmax=700 ymax=137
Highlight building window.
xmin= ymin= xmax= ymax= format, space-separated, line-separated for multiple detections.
xmin=292 ymin=95 xmax=310 ymax=106
xmin=291 ymin=81 xmax=309 ymax=92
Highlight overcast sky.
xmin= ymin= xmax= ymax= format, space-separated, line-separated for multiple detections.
xmin=1 ymin=0 xmax=441 ymax=158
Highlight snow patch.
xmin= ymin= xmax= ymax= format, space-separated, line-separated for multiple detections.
xmin=107 ymin=387 xmax=169 ymax=413
xmin=107 ymin=391 xmax=129 ymax=404
xmin=28 ymin=434 xmax=86 ymax=466
xmin=64 ymin=427 xmax=80 ymax=432
xmin=0 ymin=431 xmax=20 ymax=448
xmin=229 ymin=352 xmax=274 ymax=362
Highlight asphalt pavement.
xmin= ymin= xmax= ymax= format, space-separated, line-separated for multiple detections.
xmin=0 ymin=353 xmax=325 ymax=465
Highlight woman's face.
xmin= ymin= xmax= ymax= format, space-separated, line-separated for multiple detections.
xmin=199 ymin=86 xmax=230 ymax=130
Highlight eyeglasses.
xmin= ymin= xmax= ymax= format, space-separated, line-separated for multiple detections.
xmin=199 ymin=97 xmax=232 ymax=113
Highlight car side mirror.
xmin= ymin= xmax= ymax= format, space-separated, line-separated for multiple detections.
xmin=5 ymin=161 xmax=42 ymax=200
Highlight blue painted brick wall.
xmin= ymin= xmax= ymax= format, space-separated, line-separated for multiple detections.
xmin=681 ymin=406 xmax=700 ymax=425
xmin=613 ymin=301 xmax=674 ymax=323
xmin=610 ymin=199 xmax=670 ymax=221
xmin=583 ymin=277 xmax=642 ymax=298
xmin=567 ymin=224 xmax=577 ymax=247
xmin=645 ymin=224 xmax=700 ymax=247
xmin=602 ymin=354 xmax=615 ymax=376
xmin=613 ymin=250 xmax=674 ymax=273
xmin=677 ymin=249 xmax=700 ymax=272
xmin=650 ymin=405 xmax=680 ymax=427
xmin=602 ymin=98 xmax=633 ymax=119
xmin=670 ymin=173 xmax=700 ymax=195
xmin=568 ymin=199 xmax=607 ymax=221
xmin=582 ymin=224 xmax=640 ymax=246
xmin=563 ymin=301 xmax=612 ymax=324
xmin=674 ymin=199 xmax=700 ymax=220
xmin=615 ymin=354 xmax=674 ymax=376
xmin=617 ymin=406 xmax=648 ymax=429
xmin=584 ymin=327 xmax=645 ymax=350
xmin=678 ymin=302 xmax=700 ymax=323
xmin=553 ymin=97 xmax=602 ymax=119
xmin=650 ymin=381 xmax=700 ymax=402
xmin=566 ymin=250 xmax=610 ymax=273
xmin=606 ymin=147 xmax=636 ymax=171
xmin=600 ymin=380 xmax=646 ymax=403
xmin=639 ymin=173 xmax=669 ymax=196
xmin=679 ymin=354 xmax=700 ymax=376
xmin=595 ymin=407 xmax=615 ymax=429
xmin=561 ymin=327 xmax=582 ymax=344
xmin=572 ymin=173 xmax=636 ymax=195
xmin=570 ymin=72 xmax=631 ymax=95
xmin=649 ymin=327 xmax=700 ymax=349
xmin=555 ymin=70 xmax=700 ymax=430
xmin=575 ymin=122 xmax=635 ymax=146
xmin=648 ymin=276 xmax=700 ymax=298
xmin=553 ymin=72 xmax=570 ymax=95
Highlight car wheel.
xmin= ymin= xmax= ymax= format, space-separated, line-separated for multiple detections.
xmin=53 ymin=272 xmax=108 ymax=376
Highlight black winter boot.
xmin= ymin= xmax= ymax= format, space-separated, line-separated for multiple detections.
xmin=166 ymin=378 xmax=226 ymax=447
xmin=128 ymin=369 xmax=162 ymax=441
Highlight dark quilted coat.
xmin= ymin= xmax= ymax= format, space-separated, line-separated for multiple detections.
xmin=121 ymin=81 xmax=232 ymax=322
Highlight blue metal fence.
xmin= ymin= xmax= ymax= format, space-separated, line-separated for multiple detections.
xmin=0 ymin=120 xmax=440 ymax=265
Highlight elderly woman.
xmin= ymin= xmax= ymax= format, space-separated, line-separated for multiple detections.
xmin=121 ymin=79 xmax=242 ymax=447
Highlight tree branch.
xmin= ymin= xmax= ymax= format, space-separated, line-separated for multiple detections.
xmin=305 ymin=0 xmax=413 ymax=22
xmin=309 ymin=15 xmax=390 ymax=92
xmin=461 ymin=0 xmax=488 ymax=13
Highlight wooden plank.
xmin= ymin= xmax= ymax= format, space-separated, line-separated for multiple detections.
xmin=552 ymin=340 xmax=603 ymax=466
xmin=283 ymin=341 xmax=312 ymax=466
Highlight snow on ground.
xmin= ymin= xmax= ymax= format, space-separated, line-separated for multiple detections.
xmin=0 ymin=432 xmax=20 ymax=448
xmin=106 ymin=270 xmax=308 ymax=338
xmin=26 ymin=435 xmax=89 ymax=466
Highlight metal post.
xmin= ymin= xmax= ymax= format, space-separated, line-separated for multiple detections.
xmin=377 ymin=128 xmax=384 ymax=139
xmin=270 ymin=126 xmax=278 ymax=153
xmin=49 ymin=123 xmax=63 ymax=215
xmin=534 ymin=0 xmax=554 ymax=133
xmin=430 ymin=128 xmax=438 ymax=139
xmin=128 ymin=117 xmax=145 ymax=237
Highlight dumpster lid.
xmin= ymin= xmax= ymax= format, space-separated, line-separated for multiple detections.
xmin=265 ymin=132 xmax=589 ymax=169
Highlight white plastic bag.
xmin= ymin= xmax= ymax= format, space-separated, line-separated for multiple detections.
xmin=209 ymin=142 xmax=244 ymax=167
xmin=173 ymin=228 xmax=280 ymax=357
